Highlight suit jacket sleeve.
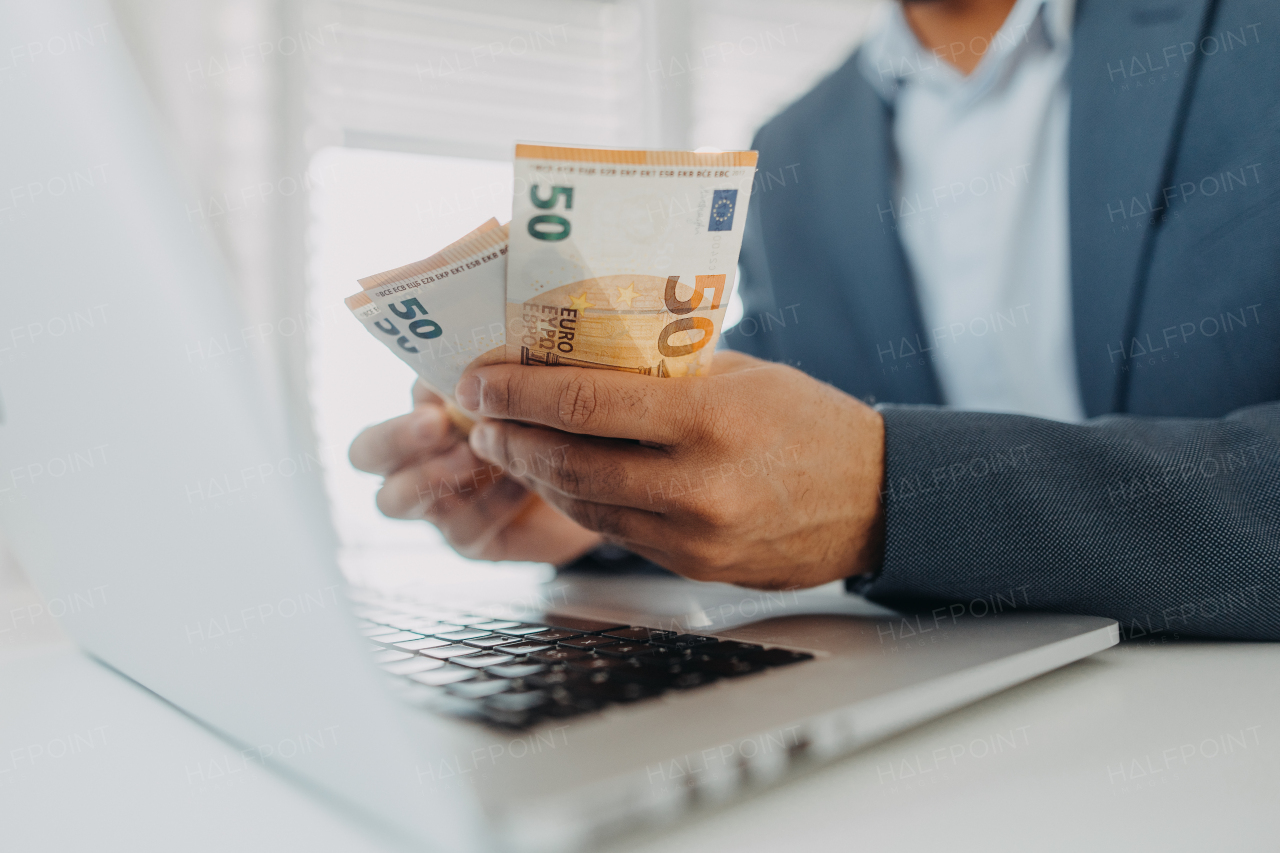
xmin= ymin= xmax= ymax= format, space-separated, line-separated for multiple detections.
xmin=856 ymin=402 xmax=1280 ymax=640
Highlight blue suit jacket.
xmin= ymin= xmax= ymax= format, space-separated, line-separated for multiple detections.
xmin=727 ymin=0 xmax=1279 ymax=640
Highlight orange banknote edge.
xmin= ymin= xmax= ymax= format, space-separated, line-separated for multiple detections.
xmin=357 ymin=216 xmax=500 ymax=291
xmin=514 ymin=144 xmax=757 ymax=168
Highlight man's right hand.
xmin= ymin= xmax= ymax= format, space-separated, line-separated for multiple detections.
xmin=348 ymin=380 xmax=603 ymax=564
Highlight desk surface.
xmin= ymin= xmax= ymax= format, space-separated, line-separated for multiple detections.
xmin=2 ymin=575 xmax=1278 ymax=853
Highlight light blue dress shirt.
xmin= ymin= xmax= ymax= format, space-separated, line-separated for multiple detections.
xmin=859 ymin=0 xmax=1085 ymax=422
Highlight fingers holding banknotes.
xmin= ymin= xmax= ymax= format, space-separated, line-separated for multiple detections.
xmin=347 ymin=382 xmax=454 ymax=477
xmin=455 ymin=353 xmax=886 ymax=590
xmin=349 ymin=380 xmax=603 ymax=564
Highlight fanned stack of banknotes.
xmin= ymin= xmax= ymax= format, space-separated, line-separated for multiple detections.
xmin=345 ymin=144 xmax=759 ymax=430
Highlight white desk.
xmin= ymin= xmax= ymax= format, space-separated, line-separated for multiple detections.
xmin=2 ymin=572 xmax=1278 ymax=853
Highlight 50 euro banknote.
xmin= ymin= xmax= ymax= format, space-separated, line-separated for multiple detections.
xmin=507 ymin=145 xmax=757 ymax=377
xmin=344 ymin=218 xmax=507 ymax=427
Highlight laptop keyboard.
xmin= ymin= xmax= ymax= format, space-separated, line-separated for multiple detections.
xmin=355 ymin=605 xmax=814 ymax=729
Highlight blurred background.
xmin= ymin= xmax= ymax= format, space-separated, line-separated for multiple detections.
xmin=3 ymin=0 xmax=884 ymax=616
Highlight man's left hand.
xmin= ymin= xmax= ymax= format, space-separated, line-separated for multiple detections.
xmin=454 ymin=351 xmax=885 ymax=590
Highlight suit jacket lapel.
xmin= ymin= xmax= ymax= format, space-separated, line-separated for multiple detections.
xmin=1068 ymin=0 xmax=1217 ymax=415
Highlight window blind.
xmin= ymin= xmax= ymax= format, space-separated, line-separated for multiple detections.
xmin=297 ymin=0 xmax=652 ymax=159
xmin=295 ymin=0 xmax=880 ymax=159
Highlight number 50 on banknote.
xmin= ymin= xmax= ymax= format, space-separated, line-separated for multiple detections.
xmin=506 ymin=145 xmax=758 ymax=378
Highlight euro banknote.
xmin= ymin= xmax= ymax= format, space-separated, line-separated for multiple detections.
xmin=342 ymin=213 xmax=498 ymax=380
xmin=344 ymin=218 xmax=508 ymax=428
xmin=341 ymin=291 xmax=479 ymax=434
xmin=506 ymin=145 xmax=757 ymax=377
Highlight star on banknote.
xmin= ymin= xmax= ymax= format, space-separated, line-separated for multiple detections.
xmin=614 ymin=282 xmax=639 ymax=308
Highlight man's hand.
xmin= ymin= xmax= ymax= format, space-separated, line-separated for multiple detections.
xmin=455 ymin=352 xmax=885 ymax=590
xmin=348 ymin=380 xmax=603 ymax=564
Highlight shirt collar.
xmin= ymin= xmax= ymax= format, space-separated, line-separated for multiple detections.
xmin=858 ymin=0 xmax=1075 ymax=103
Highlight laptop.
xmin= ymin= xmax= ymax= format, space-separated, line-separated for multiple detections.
xmin=0 ymin=2 xmax=1118 ymax=850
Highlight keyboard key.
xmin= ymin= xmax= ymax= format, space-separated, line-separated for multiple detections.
xmin=401 ymin=620 xmax=450 ymax=634
xmin=699 ymin=640 xmax=765 ymax=659
xmin=433 ymin=628 xmax=492 ymax=642
xmin=637 ymin=653 xmax=694 ymax=672
xmin=470 ymin=620 xmax=521 ymax=631
xmin=373 ymin=649 xmax=414 ymax=664
xmin=485 ymin=690 xmax=547 ymax=712
xmin=433 ymin=694 xmax=485 ymax=720
xmin=486 ymin=662 xmax=546 ymax=679
xmin=461 ymin=634 xmax=515 ymax=649
xmin=378 ymin=609 xmax=418 ymax=620
xmin=481 ymin=709 xmax=537 ymax=728
xmin=496 ymin=641 xmax=553 ymax=656
xmin=411 ymin=609 xmax=465 ymax=620
xmin=543 ymin=693 xmax=605 ymax=716
xmin=530 ymin=648 xmax=592 ymax=664
xmin=651 ymin=634 xmax=717 ymax=649
xmin=380 ymin=617 xmax=428 ymax=631
xmin=408 ymin=666 xmax=477 ymax=687
xmin=495 ymin=624 xmax=554 ymax=636
xmin=559 ymin=677 xmax=655 ymax=704
xmin=372 ymin=631 xmax=426 ymax=644
xmin=609 ymin=667 xmax=676 ymax=689
xmin=452 ymin=653 xmax=516 ymax=669
xmin=382 ymin=657 xmax=445 ymax=676
xmin=670 ymin=671 xmax=717 ymax=689
xmin=538 ymin=615 xmax=629 ymax=634
xmin=362 ymin=625 xmax=395 ymax=637
xmin=446 ymin=678 xmax=512 ymax=699
xmin=526 ymin=670 xmax=586 ymax=690
xmin=438 ymin=615 xmax=496 ymax=626
xmin=397 ymin=612 xmax=457 ymax=625
xmin=602 ymin=627 xmax=678 ymax=643
xmin=689 ymin=656 xmax=763 ymax=677
xmin=758 ymin=648 xmax=814 ymax=667
xmin=393 ymin=637 xmax=450 ymax=652
xmin=595 ymin=643 xmax=658 ymax=658
xmin=514 ymin=630 xmax=578 ymax=644
xmin=559 ymin=636 xmax=621 ymax=651
xmin=421 ymin=644 xmax=484 ymax=660
xmin=566 ymin=656 xmax=632 ymax=673
xmin=481 ymin=697 xmax=548 ymax=727
xmin=593 ymin=680 xmax=662 ymax=702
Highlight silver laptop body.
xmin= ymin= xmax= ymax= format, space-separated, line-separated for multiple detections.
xmin=0 ymin=2 xmax=1117 ymax=850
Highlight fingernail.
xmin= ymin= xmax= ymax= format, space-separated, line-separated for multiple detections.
xmin=470 ymin=422 xmax=498 ymax=462
xmin=455 ymin=374 xmax=481 ymax=412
